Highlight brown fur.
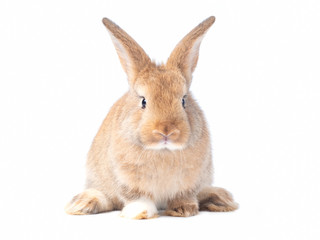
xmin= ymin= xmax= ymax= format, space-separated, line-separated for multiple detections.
xmin=198 ymin=187 xmax=239 ymax=212
xmin=66 ymin=16 xmax=238 ymax=218
xmin=65 ymin=189 xmax=112 ymax=215
xmin=166 ymin=193 xmax=199 ymax=217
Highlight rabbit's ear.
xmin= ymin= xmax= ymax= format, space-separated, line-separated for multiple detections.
xmin=166 ymin=16 xmax=215 ymax=87
xmin=102 ymin=18 xmax=151 ymax=86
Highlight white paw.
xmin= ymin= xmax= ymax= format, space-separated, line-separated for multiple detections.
xmin=120 ymin=198 xmax=158 ymax=219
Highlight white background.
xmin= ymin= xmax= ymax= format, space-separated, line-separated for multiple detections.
xmin=1 ymin=0 xmax=320 ymax=239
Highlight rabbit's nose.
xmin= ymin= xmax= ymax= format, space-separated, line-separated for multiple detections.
xmin=153 ymin=131 xmax=170 ymax=141
xmin=152 ymin=129 xmax=180 ymax=141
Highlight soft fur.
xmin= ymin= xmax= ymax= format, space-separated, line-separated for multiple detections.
xmin=65 ymin=16 xmax=238 ymax=219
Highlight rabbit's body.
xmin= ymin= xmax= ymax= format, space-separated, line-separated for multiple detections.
xmin=66 ymin=17 xmax=238 ymax=219
xmin=87 ymin=93 xmax=212 ymax=209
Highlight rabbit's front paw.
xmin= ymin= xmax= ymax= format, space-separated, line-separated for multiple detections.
xmin=165 ymin=199 xmax=199 ymax=217
xmin=166 ymin=201 xmax=198 ymax=217
xmin=120 ymin=198 xmax=158 ymax=219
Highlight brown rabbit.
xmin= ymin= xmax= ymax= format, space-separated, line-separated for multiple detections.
xmin=65 ymin=16 xmax=238 ymax=219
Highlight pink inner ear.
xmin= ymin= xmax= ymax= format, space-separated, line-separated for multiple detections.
xmin=165 ymin=17 xmax=215 ymax=86
xmin=109 ymin=32 xmax=135 ymax=81
xmin=188 ymin=35 xmax=205 ymax=73
xmin=103 ymin=16 xmax=214 ymax=88
xmin=102 ymin=18 xmax=151 ymax=87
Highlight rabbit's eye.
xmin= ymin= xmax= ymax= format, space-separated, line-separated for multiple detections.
xmin=182 ymin=97 xmax=186 ymax=108
xmin=141 ymin=98 xmax=146 ymax=109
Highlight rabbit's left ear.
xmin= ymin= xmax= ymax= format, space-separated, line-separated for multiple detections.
xmin=166 ymin=16 xmax=215 ymax=87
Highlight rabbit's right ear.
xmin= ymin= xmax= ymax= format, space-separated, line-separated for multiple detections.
xmin=102 ymin=18 xmax=151 ymax=86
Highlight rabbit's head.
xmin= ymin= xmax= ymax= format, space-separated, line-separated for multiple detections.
xmin=102 ymin=17 xmax=215 ymax=150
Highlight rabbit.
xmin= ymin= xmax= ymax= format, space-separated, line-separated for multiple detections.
xmin=65 ymin=16 xmax=238 ymax=219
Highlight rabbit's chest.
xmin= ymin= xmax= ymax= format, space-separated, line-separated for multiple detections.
xmin=117 ymin=152 xmax=201 ymax=204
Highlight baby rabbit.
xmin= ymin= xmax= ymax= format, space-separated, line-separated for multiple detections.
xmin=65 ymin=16 xmax=238 ymax=219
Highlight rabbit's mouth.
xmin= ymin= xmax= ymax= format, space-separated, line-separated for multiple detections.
xmin=139 ymin=119 xmax=190 ymax=151
xmin=144 ymin=130 xmax=187 ymax=151
xmin=145 ymin=141 xmax=186 ymax=151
